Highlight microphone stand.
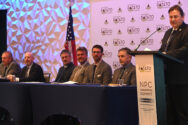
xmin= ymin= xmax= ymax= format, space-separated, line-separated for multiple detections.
xmin=134 ymin=28 xmax=161 ymax=51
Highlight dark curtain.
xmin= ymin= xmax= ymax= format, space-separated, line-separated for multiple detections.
xmin=0 ymin=10 xmax=7 ymax=63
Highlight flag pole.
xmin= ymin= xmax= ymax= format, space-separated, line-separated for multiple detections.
xmin=64 ymin=0 xmax=77 ymax=66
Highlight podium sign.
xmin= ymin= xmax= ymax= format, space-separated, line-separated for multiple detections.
xmin=135 ymin=55 xmax=158 ymax=125
xmin=130 ymin=51 xmax=183 ymax=125
xmin=129 ymin=51 xmax=176 ymax=125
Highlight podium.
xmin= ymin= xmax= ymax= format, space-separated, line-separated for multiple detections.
xmin=130 ymin=51 xmax=183 ymax=125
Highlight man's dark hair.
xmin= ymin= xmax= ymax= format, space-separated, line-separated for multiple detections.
xmin=168 ymin=5 xmax=184 ymax=17
xmin=92 ymin=44 xmax=103 ymax=53
xmin=60 ymin=49 xmax=71 ymax=56
xmin=118 ymin=47 xmax=131 ymax=55
xmin=3 ymin=51 xmax=13 ymax=59
xmin=77 ymin=47 xmax=88 ymax=55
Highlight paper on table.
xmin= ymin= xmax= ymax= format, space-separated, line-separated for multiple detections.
xmin=144 ymin=48 xmax=152 ymax=51
xmin=21 ymin=82 xmax=44 ymax=83
xmin=51 ymin=81 xmax=77 ymax=84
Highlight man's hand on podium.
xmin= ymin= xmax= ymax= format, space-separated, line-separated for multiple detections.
xmin=162 ymin=52 xmax=167 ymax=54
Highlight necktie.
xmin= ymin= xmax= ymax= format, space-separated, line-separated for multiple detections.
xmin=25 ymin=67 xmax=30 ymax=78
xmin=3 ymin=67 xmax=7 ymax=77
xmin=92 ymin=65 xmax=97 ymax=83
xmin=164 ymin=30 xmax=175 ymax=52
xmin=119 ymin=67 xmax=125 ymax=79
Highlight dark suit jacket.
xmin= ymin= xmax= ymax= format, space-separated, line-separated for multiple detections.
xmin=55 ymin=62 xmax=75 ymax=82
xmin=20 ymin=62 xmax=45 ymax=82
xmin=112 ymin=63 xmax=136 ymax=85
xmin=159 ymin=22 xmax=188 ymax=85
xmin=0 ymin=61 xmax=21 ymax=77
xmin=83 ymin=60 xmax=112 ymax=85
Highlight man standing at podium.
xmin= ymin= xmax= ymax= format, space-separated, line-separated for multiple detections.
xmin=159 ymin=5 xmax=188 ymax=125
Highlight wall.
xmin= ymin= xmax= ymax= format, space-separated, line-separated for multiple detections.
xmin=89 ymin=0 xmax=188 ymax=70
xmin=0 ymin=0 xmax=187 ymax=81
xmin=0 ymin=0 xmax=90 ymax=81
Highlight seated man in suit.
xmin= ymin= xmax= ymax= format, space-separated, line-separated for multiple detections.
xmin=0 ymin=51 xmax=21 ymax=78
xmin=112 ymin=47 xmax=136 ymax=85
xmin=69 ymin=47 xmax=90 ymax=83
xmin=83 ymin=44 xmax=112 ymax=85
xmin=9 ymin=52 xmax=45 ymax=82
xmin=55 ymin=49 xmax=75 ymax=82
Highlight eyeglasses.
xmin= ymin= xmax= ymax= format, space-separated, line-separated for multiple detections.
xmin=92 ymin=51 xmax=101 ymax=54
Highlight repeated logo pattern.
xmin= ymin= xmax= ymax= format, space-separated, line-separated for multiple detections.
xmin=90 ymin=0 xmax=184 ymax=71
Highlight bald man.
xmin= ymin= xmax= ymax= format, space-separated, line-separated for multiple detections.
xmin=0 ymin=51 xmax=21 ymax=77
xmin=19 ymin=52 xmax=45 ymax=82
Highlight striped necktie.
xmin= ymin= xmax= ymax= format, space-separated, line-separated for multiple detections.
xmin=164 ymin=30 xmax=175 ymax=52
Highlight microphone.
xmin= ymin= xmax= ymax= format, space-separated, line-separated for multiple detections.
xmin=134 ymin=28 xmax=161 ymax=51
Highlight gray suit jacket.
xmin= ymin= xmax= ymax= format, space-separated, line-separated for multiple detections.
xmin=112 ymin=63 xmax=136 ymax=85
xmin=69 ymin=61 xmax=90 ymax=83
xmin=83 ymin=60 xmax=112 ymax=85
xmin=0 ymin=61 xmax=21 ymax=77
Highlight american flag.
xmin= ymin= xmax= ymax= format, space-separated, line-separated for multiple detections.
xmin=64 ymin=6 xmax=77 ymax=65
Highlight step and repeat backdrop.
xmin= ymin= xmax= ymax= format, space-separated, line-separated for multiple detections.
xmin=90 ymin=0 xmax=187 ymax=70
xmin=0 ymin=0 xmax=187 ymax=81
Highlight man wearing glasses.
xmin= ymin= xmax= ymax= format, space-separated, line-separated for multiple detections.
xmin=83 ymin=44 xmax=112 ymax=85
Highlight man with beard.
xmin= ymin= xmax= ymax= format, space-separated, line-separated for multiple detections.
xmin=83 ymin=44 xmax=112 ymax=85
xmin=112 ymin=47 xmax=136 ymax=85
xmin=159 ymin=5 xmax=188 ymax=125
xmin=69 ymin=47 xmax=90 ymax=83
xmin=55 ymin=49 xmax=75 ymax=82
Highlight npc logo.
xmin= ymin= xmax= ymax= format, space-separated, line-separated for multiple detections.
xmin=117 ymin=8 xmax=122 ymax=13
xmin=140 ymin=38 xmax=154 ymax=45
xmin=138 ymin=65 xmax=152 ymax=72
xmin=127 ymin=26 xmax=140 ymax=34
xmin=130 ymin=40 xmax=135 ymax=46
xmin=156 ymin=25 xmax=171 ymax=32
xmin=113 ymin=16 xmax=125 ymax=24
xmin=104 ymin=41 xmax=109 ymax=46
xmin=141 ymin=14 xmax=154 ymax=21
xmin=146 ymin=28 xmax=150 ymax=33
xmin=113 ymin=61 xmax=121 ymax=69
xmin=104 ymin=19 xmax=109 ymax=24
xmin=101 ymin=28 xmax=112 ymax=35
xmin=130 ymin=17 xmax=136 ymax=22
xmin=103 ymin=50 xmax=112 ymax=58
xmin=157 ymin=1 xmax=171 ymax=9
xmin=146 ymin=4 xmax=151 ymax=9
xmin=113 ymin=39 xmax=125 ymax=46
xmin=140 ymin=81 xmax=152 ymax=88
xmin=160 ymin=14 xmax=165 ymax=20
xmin=117 ymin=29 xmax=122 ymax=35
xmin=127 ymin=4 xmax=140 ymax=11
xmin=101 ymin=7 xmax=113 ymax=14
